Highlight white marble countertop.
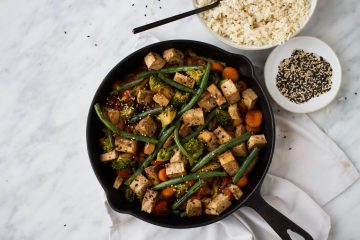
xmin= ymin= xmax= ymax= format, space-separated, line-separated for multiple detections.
xmin=0 ymin=0 xmax=359 ymax=239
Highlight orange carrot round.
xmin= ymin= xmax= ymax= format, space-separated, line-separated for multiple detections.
xmin=158 ymin=168 xmax=168 ymax=182
xmin=236 ymin=175 xmax=249 ymax=188
xmin=161 ymin=187 xmax=175 ymax=198
xmin=245 ymin=109 xmax=262 ymax=128
xmin=222 ymin=67 xmax=239 ymax=82
xmin=210 ymin=61 xmax=224 ymax=72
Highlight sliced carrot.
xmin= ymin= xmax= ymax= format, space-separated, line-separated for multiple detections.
xmin=238 ymin=80 xmax=248 ymax=91
xmin=153 ymin=200 xmax=170 ymax=215
xmin=161 ymin=187 xmax=175 ymax=198
xmin=210 ymin=61 xmax=224 ymax=72
xmin=236 ymin=175 xmax=249 ymax=188
xmin=246 ymin=124 xmax=261 ymax=133
xmin=232 ymin=118 xmax=243 ymax=127
xmin=245 ymin=109 xmax=263 ymax=128
xmin=222 ymin=67 xmax=239 ymax=82
xmin=158 ymin=168 xmax=168 ymax=182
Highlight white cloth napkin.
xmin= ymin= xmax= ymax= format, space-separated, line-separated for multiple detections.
xmin=105 ymin=34 xmax=360 ymax=240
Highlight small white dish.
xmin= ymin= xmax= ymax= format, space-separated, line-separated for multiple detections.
xmin=264 ymin=36 xmax=342 ymax=113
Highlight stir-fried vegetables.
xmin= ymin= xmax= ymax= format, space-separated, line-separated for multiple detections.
xmin=95 ymin=48 xmax=267 ymax=217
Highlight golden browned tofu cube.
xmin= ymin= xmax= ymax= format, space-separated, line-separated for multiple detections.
xmin=182 ymin=108 xmax=205 ymax=126
xmin=235 ymin=125 xmax=247 ymax=137
xmin=173 ymin=72 xmax=195 ymax=88
xmin=170 ymin=149 xmax=188 ymax=165
xmin=207 ymin=84 xmax=227 ymax=106
xmin=153 ymin=87 xmax=173 ymax=106
xmin=198 ymin=130 xmax=218 ymax=151
xmin=113 ymin=175 xmax=124 ymax=190
xmin=162 ymin=48 xmax=184 ymax=65
xmin=135 ymin=115 xmax=158 ymax=137
xmin=197 ymin=92 xmax=217 ymax=112
xmin=186 ymin=199 xmax=202 ymax=217
xmin=144 ymin=52 xmax=166 ymax=70
xmin=179 ymin=123 xmax=192 ymax=137
xmin=213 ymin=126 xmax=233 ymax=144
xmin=144 ymin=166 xmax=160 ymax=185
xmin=130 ymin=174 xmax=151 ymax=197
xmin=247 ymin=134 xmax=267 ymax=150
xmin=137 ymin=90 xmax=153 ymax=105
xmin=115 ymin=137 xmax=137 ymax=154
xmin=107 ymin=108 xmax=120 ymax=125
xmin=217 ymin=151 xmax=239 ymax=176
xmin=228 ymin=104 xmax=241 ymax=119
xmin=205 ymin=194 xmax=232 ymax=215
xmin=165 ymin=162 xmax=186 ymax=178
xmin=242 ymin=88 xmax=258 ymax=110
xmin=100 ymin=150 xmax=117 ymax=162
xmin=232 ymin=143 xmax=247 ymax=157
xmin=141 ymin=189 xmax=158 ymax=213
xmin=144 ymin=142 xmax=156 ymax=155
xmin=228 ymin=184 xmax=243 ymax=200
xmin=163 ymin=133 xmax=174 ymax=148
xmin=220 ymin=79 xmax=241 ymax=104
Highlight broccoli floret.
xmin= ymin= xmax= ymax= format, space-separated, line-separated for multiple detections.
xmin=157 ymin=106 xmax=177 ymax=128
xmin=100 ymin=137 xmax=113 ymax=152
xmin=125 ymin=188 xmax=137 ymax=202
xmin=111 ymin=154 xmax=135 ymax=170
xmin=157 ymin=148 xmax=173 ymax=161
xmin=183 ymin=139 xmax=206 ymax=166
xmin=119 ymin=104 xmax=135 ymax=119
xmin=209 ymin=72 xmax=221 ymax=86
xmin=171 ymin=90 xmax=190 ymax=108
xmin=186 ymin=69 xmax=204 ymax=84
xmin=215 ymin=108 xmax=232 ymax=127
xmin=149 ymin=75 xmax=165 ymax=93
xmin=197 ymin=162 xmax=221 ymax=172
xmin=174 ymin=183 xmax=188 ymax=198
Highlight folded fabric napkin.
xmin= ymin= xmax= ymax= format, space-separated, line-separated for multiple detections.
xmin=105 ymin=34 xmax=360 ymax=240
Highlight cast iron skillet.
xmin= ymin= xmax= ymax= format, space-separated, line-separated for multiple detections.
xmin=86 ymin=40 xmax=313 ymax=240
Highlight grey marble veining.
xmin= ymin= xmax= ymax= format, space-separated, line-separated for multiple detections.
xmin=0 ymin=0 xmax=359 ymax=239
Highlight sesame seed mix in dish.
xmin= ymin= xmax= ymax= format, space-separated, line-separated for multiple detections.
xmin=94 ymin=48 xmax=268 ymax=217
xmin=276 ymin=49 xmax=333 ymax=104
xmin=196 ymin=0 xmax=310 ymax=46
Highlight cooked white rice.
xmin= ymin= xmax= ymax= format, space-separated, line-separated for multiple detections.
xmin=196 ymin=0 xmax=310 ymax=46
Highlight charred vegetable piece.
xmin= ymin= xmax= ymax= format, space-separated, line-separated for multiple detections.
xmin=171 ymin=90 xmax=191 ymax=108
xmin=128 ymin=107 xmax=163 ymax=124
xmin=149 ymin=75 xmax=165 ymax=93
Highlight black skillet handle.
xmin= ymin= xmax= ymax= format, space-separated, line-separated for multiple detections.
xmin=244 ymin=191 xmax=314 ymax=240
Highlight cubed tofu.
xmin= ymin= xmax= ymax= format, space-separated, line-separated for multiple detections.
xmin=163 ymin=133 xmax=174 ymax=148
xmin=141 ymin=189 xmax=158 ymax=213
xmin=115 ymin=137 xmax=137 ymax=154
xmin=182 ymin=108 xmax=205 ymax=126
xmin=153 ymin=87 xmax=173 ymax=106
xmin=135 ymin=115 xmax=158 ymax=137
xmin=198 ymin=130 xmax=218 ymax=151
xmin=207 ymin=84 xmax=227 ymax=106
xmin=130 ymin=174 xmax=151 ymax=197
xmin=235 ymin=125 xmax=247 ymax=137
xmin=228 ymin=104 xmax=241 ymax=119
xmin=242 ymin=88 xmax=258 ymax=110
xmin=144 ymin=166 xmax=160 ymax=185
xmin=170 ymin=149 xmax=188 ymax=165
xmin=201 ymin=198 xmax=212 ymax=209
xmin=165 ymin=162 xmax=186 ymax=178
xmin=197 ymin=92 xmax=217 ymax=112
xmin=144 ymin=52 xmax=166 ymax=70
xmin=205 ymin=193 xmax=232 ymax=215
xmin=220 ymin=79 xmax=241 ymax=104
xmin=228 ymin=184 xmax=243 ymax=200
xmin=247 ymin=134 xmax=267 ymax=150
xmin=213 ymin=127 xmax=233 ymax=144
xmin=232 ymin=143 xmax=248 ymax=157
xmin=217 ymin=151 xmax=240 ymax=176
xmin=144 ymin=142 xmax=156 ymax=155
xmin=107 ymin=108 xmax=120 ymax=125
xmin=173 ymin=72 xmax=195 ymax=88
xmin=179 ymin=123 xmax=192 ymax=137
xmin=100 ymin=150 xmax=117 ymax=162
xmin=137 ymin=90 xmax=153 ymax=105
xmin=186 ymin=199 xmax=202 ymax=217
xmin=162 ymin=48 xmax=184 ymax=65
xmin=113 ymin=176 xmax=124 ymax=190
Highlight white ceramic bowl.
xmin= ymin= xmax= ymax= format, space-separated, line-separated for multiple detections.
xmin=193 ymin=0 xmax=317 ymax=50
xmin=264 ymin=36 xmax=342 ymax=113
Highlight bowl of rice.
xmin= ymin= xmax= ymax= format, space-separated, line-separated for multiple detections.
xmin=194 ymin=0 xmax=317 ymax=50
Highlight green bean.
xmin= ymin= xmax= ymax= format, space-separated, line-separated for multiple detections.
xmin=233 ymin=148 xmax=260 ymax=184
xmin=124 ymin=125 xmax=176 ymax=185
xmin=137 ymin=65 xmax=205 ymax=79
xmin=180 ymin=212 xmax=187 ymax=218
xmin=128 ymin=107 xmax=163 ymax=124
xmin=174 ymin=121 xmax=195 ymax=164
xmin=178 ymin=62 xmax=211 ymax=116
xmin=110 ymin=78 xmax=147 ymax=95
xmin=152 ymin=171 xmax=228 ymax=190
xmin=158 ymin=73 xmax=196 ymax=94
xmin=171 ymin=180 xmax=205 ymax=210
xmin=191 ymin=133 xmax=251 ymax=172
xmin=94 ymin=103 xmax=159 ymax=144
xmin=103 ymin=128 xmax=114 ymax=149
